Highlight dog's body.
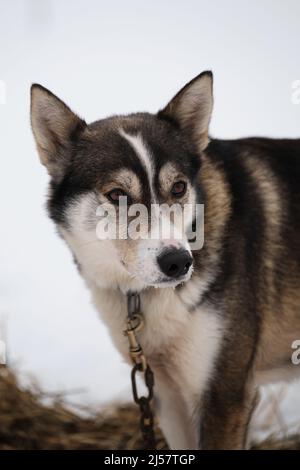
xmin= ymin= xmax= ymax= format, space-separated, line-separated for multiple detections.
xmin=31 ymin=72 xmax=300 ymax=449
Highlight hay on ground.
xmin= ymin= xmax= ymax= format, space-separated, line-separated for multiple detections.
xmin=0 ymin=366 xmax=299 ymax=450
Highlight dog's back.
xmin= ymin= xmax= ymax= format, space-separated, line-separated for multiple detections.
xmin=202 ymin=137 xmax=300 ymax=372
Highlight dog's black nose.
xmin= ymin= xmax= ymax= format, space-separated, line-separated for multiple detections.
xmin=157 ymin=249 xmax=192 ymax=278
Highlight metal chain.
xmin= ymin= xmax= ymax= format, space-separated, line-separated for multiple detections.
xmin=124 ymin=292 xmax=156 ymax=450
xmin=131 ymin=363 xmax=156 ymax=449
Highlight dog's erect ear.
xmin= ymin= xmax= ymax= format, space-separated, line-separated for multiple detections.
xmin=30 ymin=84 xmax=86 ymax=180
xmin=158 ymin=71 xmax=213 ymax=152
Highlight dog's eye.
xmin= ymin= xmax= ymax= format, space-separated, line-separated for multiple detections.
xmin=171 ymin=181 xmax=187 ymax=198
xmin=106 ymin=188 xmax=130 ymax=204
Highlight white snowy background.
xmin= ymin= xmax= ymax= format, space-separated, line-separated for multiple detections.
xmin=0 ymin=0 xmax=300 ymax=440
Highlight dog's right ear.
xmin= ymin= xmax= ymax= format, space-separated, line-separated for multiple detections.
xmin=30 ymin=84 xmax=86 ymax=181
xmin=158 ymin=71 xmax=213 ymax=152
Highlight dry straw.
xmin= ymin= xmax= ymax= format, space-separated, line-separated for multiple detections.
xmin=0 ymin=366 xmax=299 ymax=450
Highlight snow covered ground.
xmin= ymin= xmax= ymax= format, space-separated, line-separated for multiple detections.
xmin=0 ymin=0 xmax=300 ymax=439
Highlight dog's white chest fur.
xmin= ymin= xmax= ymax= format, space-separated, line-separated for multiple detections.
xmin=90 ymin=283 xmax=224 ymax=449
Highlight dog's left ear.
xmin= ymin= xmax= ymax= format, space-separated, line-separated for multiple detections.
xmin=158 ymin=71 xmax=213 ymax=152
xmin=30 ymin=84 xmax=86 ymax=181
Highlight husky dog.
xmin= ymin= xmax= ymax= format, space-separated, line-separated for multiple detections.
xmin=30 ymin=72 xmax=300 ymax=449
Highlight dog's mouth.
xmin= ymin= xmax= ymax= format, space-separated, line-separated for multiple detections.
xmin=147 ymin=266 xmax=194 ymax=289
xmin=122 ymin=264 xmax=193 ymax=289
xmin=150 ymin=279 xmax=187 ymax=288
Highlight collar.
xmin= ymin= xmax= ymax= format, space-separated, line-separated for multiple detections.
xmin=126 ymin=291 xmax=141 ymax=320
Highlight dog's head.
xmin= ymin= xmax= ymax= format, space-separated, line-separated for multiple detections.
xmin=30 ymin=72 xmax=213 ymax=291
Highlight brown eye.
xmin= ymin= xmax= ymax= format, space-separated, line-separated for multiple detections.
xmin=171 ymin=181 xmax=187 ymax=198
xmin=107 ymin=188 xmax=130 ymax=204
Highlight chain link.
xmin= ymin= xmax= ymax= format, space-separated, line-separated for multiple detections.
xmin=131 ymin=363 xmax=156 ymax=449
xmin=124 ymin=292 xmax=156 ymax=450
